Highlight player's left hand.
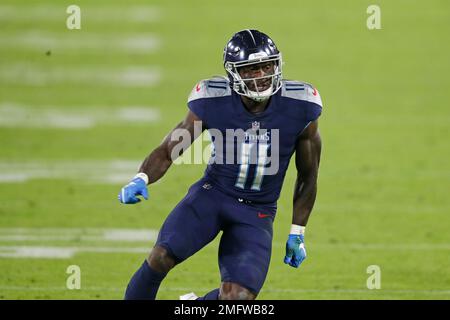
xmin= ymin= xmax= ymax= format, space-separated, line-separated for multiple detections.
xmin=284 ymin=234 xmax=307 ymax=268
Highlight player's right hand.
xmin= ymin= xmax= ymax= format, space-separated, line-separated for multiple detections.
xmin=118 ymin=173 xmax=149 ymax=204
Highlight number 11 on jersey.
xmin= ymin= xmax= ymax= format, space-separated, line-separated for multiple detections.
xmin=235 ymin=142 xmax=269 ymax=191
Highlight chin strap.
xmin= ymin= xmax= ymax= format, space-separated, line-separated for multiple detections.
xmin=249 ymin=96 xmax=269 ymax=102
xmin=247 ymin=87 xmax=273 ymax=102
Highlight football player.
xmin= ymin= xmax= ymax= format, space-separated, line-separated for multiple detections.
xmin=119 ymin=29 xmax=322 ymax=300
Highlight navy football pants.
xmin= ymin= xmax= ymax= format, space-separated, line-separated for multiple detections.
xmin=155 ymin=178 xmax=276 ymax=294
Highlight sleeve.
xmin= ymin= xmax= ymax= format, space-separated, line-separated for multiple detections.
xmin=187 ymin=80 xmax=208 ymax=121
xmin=305 ymin=85 xmax=323 ymax=122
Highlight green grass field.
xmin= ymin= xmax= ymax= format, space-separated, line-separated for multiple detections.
xmin=0 ymin=0 xmax=449 ymax=300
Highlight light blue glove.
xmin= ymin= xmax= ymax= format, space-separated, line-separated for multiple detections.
xmin=284 ymin=234 xmax=307 ymax=268
xmin=118 ymin=175 xmax=149 ymax=204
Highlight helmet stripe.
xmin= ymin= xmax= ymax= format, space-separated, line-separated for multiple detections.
xmin=246 ymin=29 xmax=257 ymax=46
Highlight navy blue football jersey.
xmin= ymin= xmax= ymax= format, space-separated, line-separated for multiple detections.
xmin=188 ymin=76 xmax=322 ymax=204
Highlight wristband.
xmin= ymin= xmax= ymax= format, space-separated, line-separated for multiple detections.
xmin=290 ymin=224 xmax=305 ymax=235
xmin=134 ymin=172 xmax=149 ymax=185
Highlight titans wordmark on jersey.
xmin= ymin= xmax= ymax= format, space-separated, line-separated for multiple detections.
xmin=188 ymin=76 xmax=322 ymax=204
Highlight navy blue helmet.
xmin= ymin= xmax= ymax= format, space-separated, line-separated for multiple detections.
xmin=223 ymin=29 xmax=283 ymax=102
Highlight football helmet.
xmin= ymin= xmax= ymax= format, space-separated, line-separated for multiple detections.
xmin=223 ymin=29 xmax=283 ymax=102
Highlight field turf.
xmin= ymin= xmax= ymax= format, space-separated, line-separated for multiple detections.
xmin=0 ymin=0 xmax=449 ymax=299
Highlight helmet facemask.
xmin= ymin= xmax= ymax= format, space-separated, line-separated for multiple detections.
xmin=225 ymin=53 xmax=283 ymax=102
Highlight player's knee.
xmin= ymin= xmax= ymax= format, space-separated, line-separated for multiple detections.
xmin=147 ymin=245 xmax=176 ymax=274
xmin=219 ymin=282 xmax=256 ymax=300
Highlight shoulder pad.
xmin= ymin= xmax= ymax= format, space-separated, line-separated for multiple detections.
xmin=281 ymin=80 xmax=323 ymax=107
xmin=188 ymin=76 xmax=231 ymax=102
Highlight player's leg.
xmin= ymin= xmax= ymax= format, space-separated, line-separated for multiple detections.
xmin=124 ymin=257 xmax=167 ymax=300
xmin=125 ymin=180 xmax=222 ymax=299
xmin=220 ymin=282 xmax=256 ymax=300
xmin=196 ymin=283 xmax=256 ymax=300
xmin=195 ymin=288 xmax=220 ymax=300
xmin=217 ymin=201 xmax=275 ymax=300
xmin=196 ymin=201 xmax=274 ymax=300
xmin=146 ymin=245 xmax=176 ymax=273
xmin=196 ymin=284 xmax=256 ymax=300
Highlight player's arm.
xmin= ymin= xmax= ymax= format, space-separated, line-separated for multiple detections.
xmin=139 ymin=110 xmax=203 ymax=184
xmin=293 ymin=120 xmax=321 ymax=226
xmin=118 ymin=110 xmax=204 ymax=204
xmin=284 ymin=120 xmax=321 ymax=268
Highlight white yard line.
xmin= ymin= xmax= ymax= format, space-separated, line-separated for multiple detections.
xmin=0 ymin=32 xmax=161 ymax=53
xmin=0 ymin=103 xmax=161 ymax=129
xmin=0 ymin=160 xmax=141 ymax=183
xmin=0 ymin=228 xmax=157 ymax=258
xmin=0 ymin=246 xmax=150 ymax=258
xmin=271 ymin=242 xmax=450 ymax=250
xmin=0 ymin=64 xmax=161 ymax=87
xmin=0 ymin=228 xmax=158 ymax=242
xmin=0 ymin=227 xmax=448 ymax=251
xmin=0 ymin=5 xmax=162 ymax=22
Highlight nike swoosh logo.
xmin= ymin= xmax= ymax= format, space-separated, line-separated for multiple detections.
xmin=196 ymin=83 xmax=201 ymax=92
xmin=258 ymin=212 xmax=271 ymax=218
